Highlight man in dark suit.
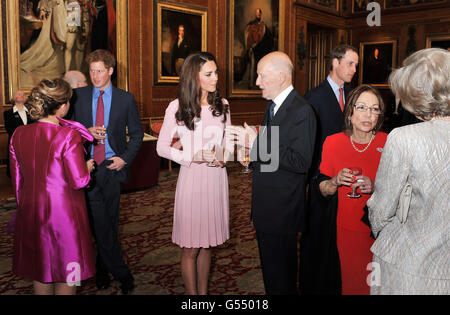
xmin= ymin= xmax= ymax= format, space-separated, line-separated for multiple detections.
xmin=229 ymin=51 xmax=316 ymax=294
xmin=71 ymin=49 xmax=143 ymax=295
xmin=4 ymin=90 xmax=33 ymax=177
xmin=305 ymin=44 xmax=359 ymax=176
xmin=299 ymin=44 xmax=359 ymax=294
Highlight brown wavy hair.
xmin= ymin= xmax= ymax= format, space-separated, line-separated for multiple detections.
xmin=85 ymin=49 xmax=116 ymax=69
xmin=26 ymin=79 xmax=72 ymax=120
xmin=175 ymin=52 xmax=228 ymax=130
xmin=343 ymin=84 xmax=385 ymax=135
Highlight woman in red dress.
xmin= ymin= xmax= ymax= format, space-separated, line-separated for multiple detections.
xmin=318 ymin=84 xmax=387 ymax=294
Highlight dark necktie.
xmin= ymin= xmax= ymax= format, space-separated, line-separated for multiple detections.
xmin=339 ymin=87 xmax=344 ymax=112
xmin=93 ymin=90 xmax=105 ymax=165
xmin=269 ymin=101 xmax=276 ymax=122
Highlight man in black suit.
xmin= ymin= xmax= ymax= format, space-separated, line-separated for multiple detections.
xmin=229 ymin=51 xmax=316 ymax=294
xmin=71 ymin=49 xmax=143 ymax=295
xmin=3 ymin=90 xmax=33 ymax=177
xmin=299 ymin=45 xmax=359 ymax=294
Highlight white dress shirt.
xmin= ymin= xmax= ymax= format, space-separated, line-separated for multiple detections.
xmin=272 ymin=85 xmax=294 ymax=116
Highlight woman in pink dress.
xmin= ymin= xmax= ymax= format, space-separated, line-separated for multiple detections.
xmin=157 ymin=52 xmax=231 ymax=294
xmin=10 ymin=79 xmax=96 ymax=295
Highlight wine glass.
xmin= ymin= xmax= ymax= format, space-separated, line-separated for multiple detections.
xmin=98 ymin=125 xmax=106 ymax=144
xmin=347 ymin=166 xmax=363 ymax=198
xmin=205 ymin=144 xmax=218 ymax=167
xmin=241 ymin=154 xmax=252 ymax=173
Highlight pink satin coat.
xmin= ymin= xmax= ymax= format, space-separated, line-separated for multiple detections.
xmin=10 ymin=120 xmax=96 ymax=283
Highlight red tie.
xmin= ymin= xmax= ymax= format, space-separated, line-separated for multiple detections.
xmin=94 ymin=90 xmax=105 ymax=165
xmin=339 ymin=88 xmax=344 ymax=112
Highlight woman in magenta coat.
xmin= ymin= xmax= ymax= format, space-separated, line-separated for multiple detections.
xmin=10 ymin=79 xmax=96 ymax=295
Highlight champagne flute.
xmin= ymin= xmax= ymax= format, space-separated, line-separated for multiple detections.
xmin=347 ymin=166 xmax=363 ymax=198
xmin=206 ymin=144 xmax=218 ymax=167
xmin=98 ymin=124 xmax=106 ymax=144
xmin=241 ymin=154 xmax=251 ymax=173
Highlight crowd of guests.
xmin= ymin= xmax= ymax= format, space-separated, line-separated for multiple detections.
xmin=4 ymin=46 xmax=449 ymax=295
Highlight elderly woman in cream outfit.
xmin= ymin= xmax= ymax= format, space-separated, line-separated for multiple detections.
xmin=367 ymin=48 xmax=450 ymax=295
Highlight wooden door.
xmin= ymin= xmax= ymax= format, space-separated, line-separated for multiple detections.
xmin=307 ymin=25 xmax=334 ymax=91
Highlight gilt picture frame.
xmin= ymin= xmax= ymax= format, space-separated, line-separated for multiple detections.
xmin=228 ymin=0 xmax=284 ymax=98
xmin=155 ymin=1 xmax=207 ymax=85
xmin=359 ymin=40 xmax=397 ymax=87
xmin=2 ymin=0 xmax=129 ymax=100
xmin=426 ymin=34 xmax=450 ymax=50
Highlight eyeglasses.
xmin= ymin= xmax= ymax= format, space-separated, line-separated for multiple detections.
xmin=354 ymin=104 xmax=382 ymax=115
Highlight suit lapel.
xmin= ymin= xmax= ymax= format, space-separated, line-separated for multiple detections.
xmin=83 ymin=86 xmax=94 ymax=126
xmin=270 ymin=89 xmax=296 ymax=126
xmin=253 ymin=91 xmax=296 ymax=160
xmin=13 ymin=112 xmax=24 ymax=126
xmin=344 ymin=85 xmax=352 ymax=100
xmin=324 ymin=80 xmax=341 ymax=110
xmin=108 ymin=86 xmax=121 ymax=136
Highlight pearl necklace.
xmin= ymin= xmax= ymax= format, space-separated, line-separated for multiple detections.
xmin=350 ymin=134 xmax=375 ymax=153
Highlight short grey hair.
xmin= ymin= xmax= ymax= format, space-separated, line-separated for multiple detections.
xmin=389 ymin=48 xmax=450 ymax=120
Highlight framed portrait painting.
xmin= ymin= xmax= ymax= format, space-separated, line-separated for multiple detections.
xmin=3 ymin=0 xmax=129 ymax=100
xmin=426 ymin=34 xmax=450 ymax=50
xmin=155 ymin=2 xmax=207 ymax=84
xmin=359 ymin=40 xmax=397 ymax=87
xmin=228 ymin=0 xmax=284 ymax=97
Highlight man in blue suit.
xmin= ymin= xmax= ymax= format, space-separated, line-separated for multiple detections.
xmin=71 ymin=49 xmax=143 ymax=295
xmin=299 ymin=44 xmax=359 ymax=295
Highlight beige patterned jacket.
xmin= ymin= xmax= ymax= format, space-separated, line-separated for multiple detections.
xmin=367 ymin=120 xmax=450 ymax=280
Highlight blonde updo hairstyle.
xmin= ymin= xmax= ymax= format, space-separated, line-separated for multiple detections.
xmin=389 ymin=48 xmax=450 ymax=120
xmin=26 ymin=79 xmax=72 ymax=120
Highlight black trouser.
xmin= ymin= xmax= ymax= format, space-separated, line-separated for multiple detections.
xmin=256 ymin=231 xmax=298 ymax=295
xmin=87 ymin=161 xmax=130 ymax=280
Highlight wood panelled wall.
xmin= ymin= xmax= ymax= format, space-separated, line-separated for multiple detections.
xmin=348 ymin=5 xmax=450 ymax=83
xmin=127 ymin=0 xmax=295 ymax=128
xmin=294 ymin=0 xmax=450 ymax=130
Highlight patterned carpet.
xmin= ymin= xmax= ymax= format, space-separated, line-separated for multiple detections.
xmin=0 ymin=163 xmax=265 ymax=295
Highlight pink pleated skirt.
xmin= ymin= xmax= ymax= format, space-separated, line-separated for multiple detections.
xmin=172 ymin=163 xmax=230 ymax=248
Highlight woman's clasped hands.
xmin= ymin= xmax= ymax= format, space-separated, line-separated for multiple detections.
xmin=333 ymin=168 xmax=374 ymax=194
